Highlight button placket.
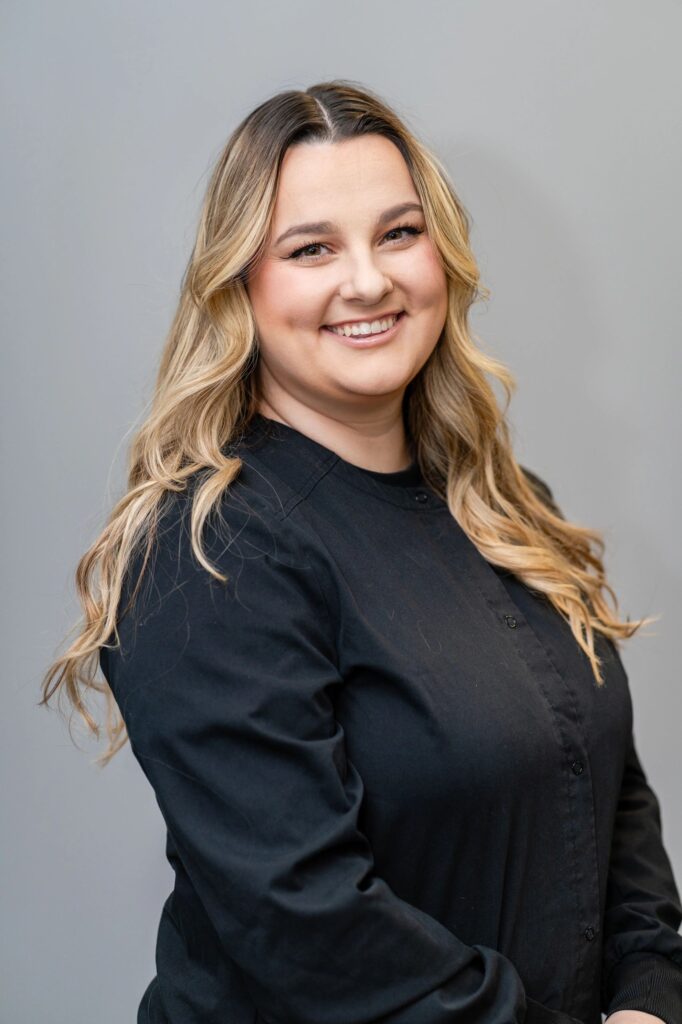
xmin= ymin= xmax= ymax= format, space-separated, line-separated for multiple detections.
xmin=450 ymin=539 xmax=603 ymax=1018
xmin=467 ymin=561 xmax=602 ymax=989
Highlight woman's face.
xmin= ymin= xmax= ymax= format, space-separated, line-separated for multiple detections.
xmin=246 ymin=135 xmax=448 ymax=421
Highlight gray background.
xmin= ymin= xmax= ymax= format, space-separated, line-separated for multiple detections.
xmin=2 ymin=1 xmax=680 ymax=1021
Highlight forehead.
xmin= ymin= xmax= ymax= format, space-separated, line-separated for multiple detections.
xmin=272 ymin=136 xmax=418 ymax=223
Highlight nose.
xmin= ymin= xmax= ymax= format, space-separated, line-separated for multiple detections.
xmin=337 ymin=248 xmax=394 ymax=305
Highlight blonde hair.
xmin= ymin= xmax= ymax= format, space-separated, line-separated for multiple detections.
xmin=39 ymin=78 xmax=655 ymax=766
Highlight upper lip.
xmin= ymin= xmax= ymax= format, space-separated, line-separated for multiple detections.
xmin=324 ymin=309 xmax=404 ymax=328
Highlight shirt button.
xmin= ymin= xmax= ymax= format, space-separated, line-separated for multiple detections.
xmin=504 ymin=614 xmax=518 ymax=629
xmin=571 ymin=760 xmax=585 ymax=776
xmin=414 ymin=492 xmax=429 ymax=503
xmin=584 ymin=926 xmax=595 ymax=941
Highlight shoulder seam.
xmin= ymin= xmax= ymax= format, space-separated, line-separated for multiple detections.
xmin=249 ymin=449 xmax=340 ymax=521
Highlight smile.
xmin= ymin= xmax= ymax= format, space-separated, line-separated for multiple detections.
xmin=324 ymin=312 xmax=401 ymax=337
xmin=321 ymin=311 xmax=406 ymax=349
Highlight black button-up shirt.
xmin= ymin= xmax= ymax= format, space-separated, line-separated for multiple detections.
xmin=100 ymin=413 xmax=682 ymax=1024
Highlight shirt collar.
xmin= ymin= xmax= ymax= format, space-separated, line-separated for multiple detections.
xmin=234 ymin=413 xmax=444 ymax=511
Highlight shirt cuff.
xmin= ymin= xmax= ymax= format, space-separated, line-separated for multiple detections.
xmin=604 ymin=954 xmax=682 ymax=1024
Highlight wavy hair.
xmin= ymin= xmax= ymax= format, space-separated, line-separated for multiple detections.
xmin=39 ymin=78 xmax=655 ymax=766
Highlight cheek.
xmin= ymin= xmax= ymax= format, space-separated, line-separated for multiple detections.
xmin=250 ymin=261 xmax=330 ymax=330
xmin=409 ymin=244 xmax=448 ymax=308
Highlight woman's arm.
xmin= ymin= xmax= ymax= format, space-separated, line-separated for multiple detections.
xmin=518 ymin=468 xmax=682 ymax=1023
xmin=600 ymin=728 xmax=682 ymax=1024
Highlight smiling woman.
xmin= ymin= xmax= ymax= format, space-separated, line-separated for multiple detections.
xmin=246 ymin=133 xmax=449 ymax=435
xmin=40 ymin=79 xmax=682 ymax=1024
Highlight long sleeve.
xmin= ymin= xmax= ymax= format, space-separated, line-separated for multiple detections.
xmin=601 ymin=730 xmax=682 ymax=1023
xmin=106 ymin=492 xmax=583 ymax=1024
xmin=520 ymin=465 xmax=682 ymax=1022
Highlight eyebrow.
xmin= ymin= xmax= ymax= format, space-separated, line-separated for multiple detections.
xmin=273 ymin=202 xmax=424 ymax=247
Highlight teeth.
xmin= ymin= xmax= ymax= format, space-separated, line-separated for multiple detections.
xmin=326 ymin=313 xmax=400 ymax=337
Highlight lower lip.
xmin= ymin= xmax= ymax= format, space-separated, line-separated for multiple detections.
xmin=321 ymin=312 xmax=406 ymax=348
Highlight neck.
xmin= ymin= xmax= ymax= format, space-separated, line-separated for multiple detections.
xmin=255 ymin=395 xmax=414 ymax=474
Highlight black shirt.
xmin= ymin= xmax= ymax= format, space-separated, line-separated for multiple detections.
xmin=100 ymin=412 xmax=682 ymax=1024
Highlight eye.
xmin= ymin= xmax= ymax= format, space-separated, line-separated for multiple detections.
xmin=382 ymin=224 xmax=424 ymax=244
xmin=286 ymin=223 xmax=425 ymax=262
xmin=288 ymin=241 xmax=328 ymax=261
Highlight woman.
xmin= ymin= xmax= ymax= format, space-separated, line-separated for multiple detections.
xmin=41 ymin=80 xmax=682 ymax=1024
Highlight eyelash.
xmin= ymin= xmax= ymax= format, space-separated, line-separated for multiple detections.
xmin=286 ymin=223 xmax=425 ymax=262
